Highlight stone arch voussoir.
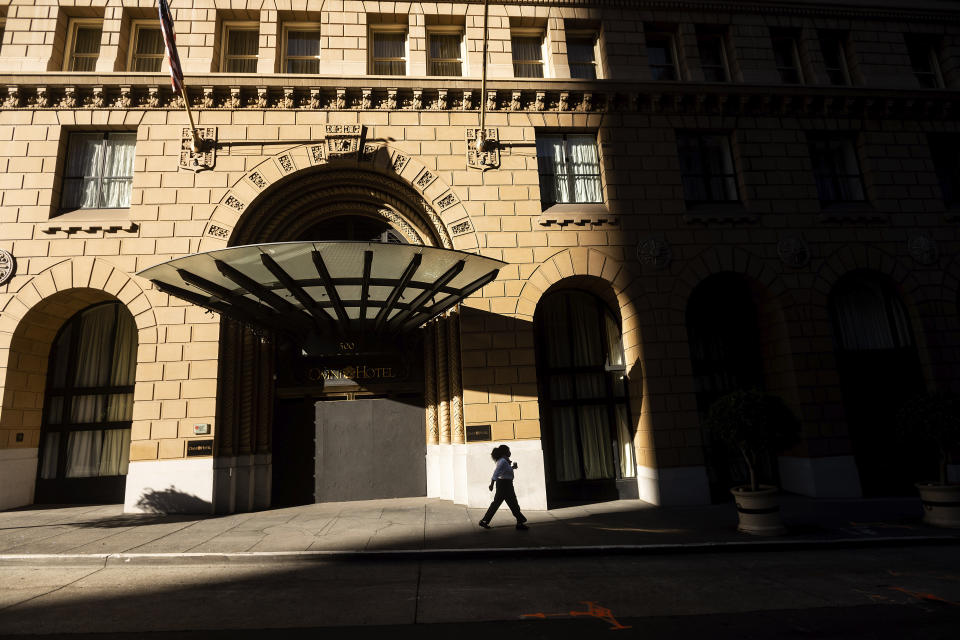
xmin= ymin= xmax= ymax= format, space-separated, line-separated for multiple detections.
xmin=198 ymin=143 xmax=480 ymax=253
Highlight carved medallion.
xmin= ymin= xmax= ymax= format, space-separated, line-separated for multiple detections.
xmin=324 ymin=124 xmax=364 ymax=159
xmin=907 ymin=232 xmax=939 ymax=266
xmin=637 ymin=237 xmax=672 ymax=270
xmin=179 ymin=127 xmax=216 ymax=172
xmin=777 ymin=235 xmax=810 ymax=269
xmin=466 ymin=128 xmax=500 ymax=170
xmin=0 ymin=249 xmax=15 ymax=286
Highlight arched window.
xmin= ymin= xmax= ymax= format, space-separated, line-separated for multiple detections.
xmin=300 ymin=215 xmax=408 ymax=244
xmin=535 ymin=290 xmax=635 ymax=504
xmin=829 ymin=273 xmax=927 ymax=495
xmin=37 ymin=302 xmax=137 ymax=503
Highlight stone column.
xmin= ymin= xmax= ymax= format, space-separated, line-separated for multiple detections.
xmin=448 ymin=309 xmax=464 ymax=444
xmin=424 ymin=322 xmax=439 ymax=445
xmin=436 ymin=317 xmax=451 ymax=444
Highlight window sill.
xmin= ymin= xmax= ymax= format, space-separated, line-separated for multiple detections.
xmin=43 ymin=209 xmax=137 ymax=234
xmin=538 ymin=203 xmax=617 ymax=227
xmin=817 ymin=203 xmax=885 ymax=222
xmin=682 ymin=203 xmax=756 ymax=223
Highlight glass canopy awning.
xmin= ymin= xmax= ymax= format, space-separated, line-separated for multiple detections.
xmin=138 ymin=241 xmax=505 ymax=341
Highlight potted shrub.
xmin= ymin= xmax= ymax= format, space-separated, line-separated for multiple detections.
xmin=897 ymin=393 xmax=960 ymax=528
xmin=704 ymin=389 xmax=801 ymax=535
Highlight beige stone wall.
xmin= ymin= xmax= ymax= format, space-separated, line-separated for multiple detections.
xmin=0 ymin=0 xmax=959 ymax=486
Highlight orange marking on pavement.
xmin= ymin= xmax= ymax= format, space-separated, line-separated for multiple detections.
xmin=888 ymin=586 xmax=960 ymax=606
xmin=523 ymin=601 xmax=631 ymax=630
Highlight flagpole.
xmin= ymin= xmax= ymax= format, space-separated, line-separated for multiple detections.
xmin=179 ymin=84 xmax=202 ymax=153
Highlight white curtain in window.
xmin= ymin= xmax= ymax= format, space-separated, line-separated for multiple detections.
xmin=40 ymin=433 xmax=60 ymax=479
xmin=65 ymin=430 xmax=102 ymax=478
xmin=616 ymin=404 xmax=636 ymax=478
xmin=286 ymin=29 xmax=321 ymax=73
xmin=101 ymin=134 xmax=136 ymax=208
xmin=568 ymin=136 xmax=603 ymax=204
xmin=133 ymin=27 xmax=164 ymax=71
xmin=833 ymin=279 xmax=912 ymax=351
xmin=373 ymin=32 xmax=406 ymax=75
xmin=63 ymin=134 xmax=104 ymax=209
xmin=429 ymin=34 xmax=462 ymax=75
xmin=71 ymin=26 xmax=101 ymax=71
xmin=536 ymin=136 xmax=568 ymax=204
xmin=99 ymin=429 xmax=131 ymax=476
xmin=512 ymin=36 xmax=544 ymax=77
xmin=226 ymin=29 xmax=259 ymax=73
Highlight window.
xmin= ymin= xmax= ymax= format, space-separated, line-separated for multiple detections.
xmin=512 ymin=30 xmax=545 ymax=78
xmin=676 ymin=133 xmax=739 ymax=204
xmin=929 ymin=136 xmax=960 ymax=208
xmin=696 ymin=27 xmax=730 ymax=82
xmin=61 ymin=132 xmax=136 ymax=211
xmin=221 ymin=23 xmax=259 ymax=73
xmin=65 ymin=19 xmax=103 ymax=71
xmin=369 ymin=26 xmax=407 ymax=75
xmin=771 ymin=29 xmax=804 ymax=84
xmin=283 ymin=24 xmax=321 ymax=73
xmin=807 ymin=135 xmax=865 ymax=204
xmin=645 ymin=28 xmax=680 ymax=81
xmin=536 ymin=134 xmax=603 ymax=206
xmin=37 ymin=302 xmax=137 ymax=503
xmin=128 ymin=21 xmax=164 ymax=72
xmin=905 ymin=36 xmax=943 ymax=89
xmin=567 ymin=31 xmax=598 ymax=79
xmin=819 ymin=31 xmax=850 ymax=86
xmin=427 ymin=28 xmax=463 ymax=76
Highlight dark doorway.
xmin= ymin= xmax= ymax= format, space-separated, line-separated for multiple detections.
xmin=315 ymin=397 xmax=426 ymax=502
xmin=534 ymin=289 xmax=637 ymax=507
xmin=272 ymin=398 xmax=317 ymax=507
xmin=830 ymin=273 xmax=930 ymax=495
xmin=686 ymin=273 xmax=769 ymax=501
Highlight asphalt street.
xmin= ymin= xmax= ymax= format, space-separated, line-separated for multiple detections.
xmin=2 ymin=546 xmax=959 ymax=638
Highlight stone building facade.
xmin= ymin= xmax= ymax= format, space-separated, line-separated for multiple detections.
xmin=0 ymin=0 xmax=958 ymax=514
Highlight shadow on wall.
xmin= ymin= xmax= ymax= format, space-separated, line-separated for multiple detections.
xmin=136 ymin=487 xmax=213 ymax=515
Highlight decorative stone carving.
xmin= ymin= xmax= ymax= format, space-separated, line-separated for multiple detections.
xmin=228 ymin=87 xmax=242 ymax=109
xmin=392 ymin=152 xmax=410 ymax=174
xmin=511 ymin=91 xmax=522 ymax=111
xmin=535 ymin=91 xmax=546 ymax=111
xmin=0 ymin=249 xmax=16 ymax=286
xmin=437 ymin=89 xmax=448 ymax=111
xmin=387 ymin=89 xmax=398 ymax=110
xmin=4 ymin=86 xmax=20 ymax=109
xmin=336 ymin=88 xmax=346 ymax=110
xmin=308 ymin=144 xmax=325 ymax=165
xmin=449 ymin=219 xmax=472 ymax=236
xmin=582 ymin=93 xmax=593 ymax=112
xmin=147 ymin=87 xmax=160 ymax=108
xmin=908 ymin=232 xmax=939 ymax=265
xmin=61 ymin=87 xmax=78 ymax=109
xmin=412 ymin=90 xmax=423 ymax=110
xmin=115 ymin=86 xmax=132 ymax=109
xmin=378 ymin=208 xmax=422 ymax=245
xmin=466 ymin=128 xmax=500 ymax=170
xmin=248 ymin=172 xmax=267 ymax=189
xmin=324 ymin=124 xmax=363 ymax=159
xmin=486 ymin=91 xmax=497 ymax=112
xmin=206 ymin=224 xmax=231 ymax=240
xmin=309 ymin=89 xmax=321 ymax=110
xmin=256 ymin=87 xmax=268 ymax=109
xmin=276 ymin=154 xmax=296 ymax=174
xmin=224 ymin=195 xmax=245 ymax=212
xmin=435 ymin=192 xmax=459 ymax=211
xmin=777 ymin=235 xmax=810 ymax=269
xmin=462 ymin=90 xmax=472 ymax=111
xmin=637 ymin=236 xmax=672 ymax=270
xmin=415 ymin=169 xmax=437 ymax=191
xmin=559 ymin=92 xmax=570 ymax=111
xmin=33 ymin=87 xmax=49 ymax=108
xmin=180 ymin=127 xmax=217 ymax=172
xmin=170 ymin=93 xmax=184 ymax=109
xmin=203 ymin=86 xmax=215 ymax=108
xmin=361 ymin=143 xmax=379 ymax=163
xmin=282 ymin=87 xmax=295 ymax=109
xmin=362 ymin=88 xmax=372 ymax=110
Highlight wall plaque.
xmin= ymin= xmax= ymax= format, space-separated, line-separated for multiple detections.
xmin=186 ymin=440 xmax=213 ymax=457
xmin=466 ymin=424 xmax=492 ymax=442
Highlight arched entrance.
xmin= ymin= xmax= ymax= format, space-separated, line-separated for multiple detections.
xmin=36 ymin=301 xmax=137 ymax=503
xmin=534 ymin=287 xmax=636 ymax=506
xmin=686 ymin=273 xmax=790 ymax=501
xmin=829 ymin=271 xmax=929 ymax=495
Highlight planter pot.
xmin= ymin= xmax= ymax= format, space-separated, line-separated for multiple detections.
xmin=916 ymin=483 xmax=960 ymax=528
xmin=731 ymin=485 xmax=786 ymax=536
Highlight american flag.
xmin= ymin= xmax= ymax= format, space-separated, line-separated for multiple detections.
xmin=158 ymin=0 xmax=184 ymax=93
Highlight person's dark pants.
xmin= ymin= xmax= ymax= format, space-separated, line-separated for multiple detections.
xmin=481 ymin=479 xmax=526 ymax=524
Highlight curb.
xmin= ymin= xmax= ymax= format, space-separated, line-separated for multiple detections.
xmin=2 ymin=534 xmax=958 ymax=566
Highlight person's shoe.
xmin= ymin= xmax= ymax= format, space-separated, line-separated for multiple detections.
xmin=516 ymin=522 xmax=529 ymax=530
xmin=518 ymin=514 xmax=528 ymax=523
xmin=478 ymin=520 xmax=491 ymax=529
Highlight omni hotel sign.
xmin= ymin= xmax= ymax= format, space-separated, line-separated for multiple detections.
xmin=307 ymin=363 xmax=405 ymax=383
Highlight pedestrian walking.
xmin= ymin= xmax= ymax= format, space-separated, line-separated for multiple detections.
xmin=478 ymin=444 xmax=528 ymax=530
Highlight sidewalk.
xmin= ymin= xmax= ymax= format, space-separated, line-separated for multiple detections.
xmin=0 ymin=495 xmax=957 ymax=564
